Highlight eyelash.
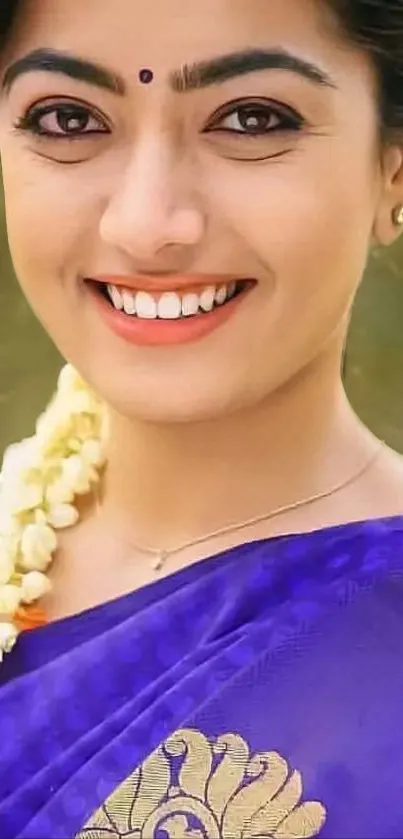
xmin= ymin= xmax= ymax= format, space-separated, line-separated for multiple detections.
xmin=13 ymin=97 xmax=304 ymax=143
xmin=205 ymin=98 xmax=305 ymax=137
xmin=13 ymin=101 xmax=110 ymax=140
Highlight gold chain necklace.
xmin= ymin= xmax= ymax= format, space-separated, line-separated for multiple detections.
xmin=95 ymin=444 xmax=383 ymax=572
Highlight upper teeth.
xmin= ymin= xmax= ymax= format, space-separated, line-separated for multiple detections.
xmin=106 ymin=282 xmax=237 ymax=319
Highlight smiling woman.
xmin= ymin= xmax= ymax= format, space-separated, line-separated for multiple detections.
xmin=1 ymin=1 xmax=403 ymax=837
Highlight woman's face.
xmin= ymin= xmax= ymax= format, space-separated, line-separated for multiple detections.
xmin=0 ymin=0 xmax=393 ymax=421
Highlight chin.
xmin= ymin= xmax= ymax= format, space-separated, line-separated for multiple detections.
xmin=78 ymin=369 xmax=238 ymax=426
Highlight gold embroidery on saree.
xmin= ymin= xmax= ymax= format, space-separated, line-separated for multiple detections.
xmin=76 ymin=728 xmax=326 ymax=838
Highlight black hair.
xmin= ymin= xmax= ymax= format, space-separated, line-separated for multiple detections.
xmin=326 ymin=0 xmax=403 ymax=138
xmin=1 ymin=0 xmax=403 ymax=139
xmin=0 ymin=1 xmax=20 ymax=50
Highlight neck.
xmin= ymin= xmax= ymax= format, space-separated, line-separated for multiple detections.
xmin=101 ymin=345 xmax=374 ymax=549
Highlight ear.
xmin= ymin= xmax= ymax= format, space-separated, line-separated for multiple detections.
xmin=373 ymin=144 xmax=403 ymax=246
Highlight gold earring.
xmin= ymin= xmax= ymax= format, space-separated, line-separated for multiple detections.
xmin=393 ymin=205 xmax=403 ymax=226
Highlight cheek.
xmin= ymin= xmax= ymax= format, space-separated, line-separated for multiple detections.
xmin=208 ymin=145 xmax=376 ymax=305
xmin=196 ymin=145 xmax=376 ymax=384
xmin=0 ymin=150 xmax=99 ymax=293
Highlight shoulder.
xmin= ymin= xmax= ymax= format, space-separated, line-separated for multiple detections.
xmin=367 ymin=444 xmax=403 ymax=516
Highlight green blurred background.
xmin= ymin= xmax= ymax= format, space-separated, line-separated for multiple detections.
xmin=0 ymin=192 xmax=402 ymax=458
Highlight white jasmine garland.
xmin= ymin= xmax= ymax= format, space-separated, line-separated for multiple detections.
xmin=0 ymin=585 xmax=22 ymax=615
xmin=47 ymin=504 xmax=79 ymax=529
xmin=0 ymin=622 xmax=18 ymax=661
xmin=0 ymin=365 xmax=107 ymax=662
xmin=21 ymin=571 xmax=52 ymax=604
xmin=20 ymin=523 xmax=58 ymax=572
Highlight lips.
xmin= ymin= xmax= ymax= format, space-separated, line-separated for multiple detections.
xmin=91 ymin=273 xmax=243 ymax=293
xmin=85 ymin=273 xmax=255 ymax=346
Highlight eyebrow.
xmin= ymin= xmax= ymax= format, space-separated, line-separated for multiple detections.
xmin=1 ymin=46 xmax=336 ymax=99
xmin=170 ymin=48 xmax=336 ymax=92
xmin=2 ymin=48 xmax=126 ymax=95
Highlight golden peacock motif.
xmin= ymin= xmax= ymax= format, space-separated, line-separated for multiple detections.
xmin=77 ymin=728 xmax=326 ymax=839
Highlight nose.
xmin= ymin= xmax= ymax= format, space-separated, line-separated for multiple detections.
xmin=99 ymin=138 xmax=206 ymax=265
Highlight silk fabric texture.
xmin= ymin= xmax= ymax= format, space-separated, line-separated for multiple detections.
xmin=1 ymin=517 xmax=403 ymax=837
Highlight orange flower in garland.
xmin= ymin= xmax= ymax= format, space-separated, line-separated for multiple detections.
xmin=14 ymin=604 xmax=49 ymax=633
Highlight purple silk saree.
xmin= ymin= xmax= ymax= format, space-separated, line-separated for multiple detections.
xmin=1 ymin=517 xmax=403 ymax=838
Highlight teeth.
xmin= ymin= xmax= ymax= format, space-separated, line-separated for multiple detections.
xmin=158 ymin=292 xmax=182 ymax=320
xmin=199 ymin=287 xmax=215 ymax=313
xmin=107 ymin=284 xmax=123 ymax=310
xmin=105 ymin=281 xmax=241 ymax=319
xmin=227 ymin=281 xmax=237 ymax=299
xmin=215 ymin=286 xmax=228 ymax=306
xmin=135 ymin=291 xmax=158 ymax=319
xmin=122 ymin=290 xmax=136 ymax=315
xmin=181 ymin=293 xmax=200 ymax=317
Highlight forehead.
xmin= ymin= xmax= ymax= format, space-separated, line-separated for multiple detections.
xmin=8 ymin=0 xmax=363 ymax=82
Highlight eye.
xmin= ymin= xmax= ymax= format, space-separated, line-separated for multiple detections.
xmin=217 ymin=105 xmax=280 ymax=135
xmin=205 ymin=99 xmax=303 ymax=137
xmin=14 ymin=100 xmax=110 ymax=139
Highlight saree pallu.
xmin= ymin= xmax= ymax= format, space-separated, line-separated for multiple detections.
xmin=1 ymin=517 xmax=403 ymax=838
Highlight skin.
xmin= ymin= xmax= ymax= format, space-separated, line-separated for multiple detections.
xmin=1 ymin=0 xmax=403 ymax=617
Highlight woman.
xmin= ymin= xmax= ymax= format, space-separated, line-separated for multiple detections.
xmin=1 ymin=0 xmax=403 ymax=835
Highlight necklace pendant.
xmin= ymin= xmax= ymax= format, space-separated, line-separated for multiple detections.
xmin=152 ymin=550 xmax=169 ymax=572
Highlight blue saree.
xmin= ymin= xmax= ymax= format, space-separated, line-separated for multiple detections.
xmin=1 ymin=516 xmax=403 ymax=838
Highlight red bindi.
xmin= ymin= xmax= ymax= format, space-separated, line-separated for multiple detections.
xmin=139 ymin=68 xmax=154 ymax=84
